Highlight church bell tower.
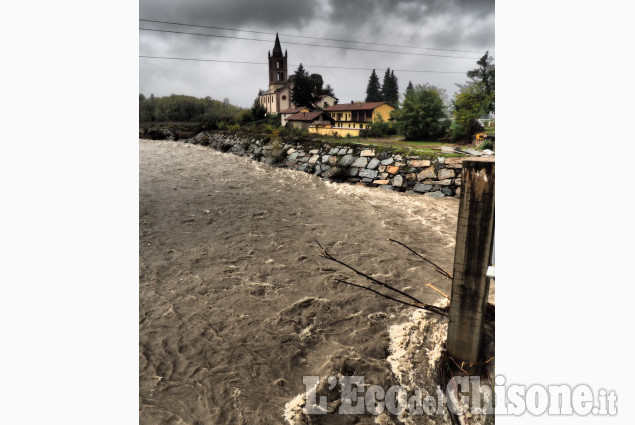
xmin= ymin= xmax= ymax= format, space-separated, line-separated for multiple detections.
xmin=268 ymin=33 xmax=287 ymax=90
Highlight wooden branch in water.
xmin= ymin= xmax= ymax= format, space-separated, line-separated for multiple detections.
xmin=425 ymin=283 xmax=450 ymax=299
xmin=334 ymin=279 xmax=447 ymax=316
xmin=315 ymin=239 xmax=424 ymax=306
xmin=388 ymin=238 xmax=453 ymax=280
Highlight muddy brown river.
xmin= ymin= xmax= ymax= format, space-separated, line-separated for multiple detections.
xmin=139 ymin=139 xmax=463 ymax=424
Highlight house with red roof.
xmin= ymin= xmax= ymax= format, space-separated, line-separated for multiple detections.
xmin=285 ymin=111 xmax=335 ymax=130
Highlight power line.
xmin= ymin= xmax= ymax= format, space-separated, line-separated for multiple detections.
xmin=139 ymin=55 xmax=468 ymax=74
xmin=139 ymin=18 xmax=490 ymax=55
xmin=139 ymin=27 xmax=482 ymax=60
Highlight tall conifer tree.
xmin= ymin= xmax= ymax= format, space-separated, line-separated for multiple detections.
xmin=365 ymin=69 xmax=382 ymax=102
xmin=291 ymin=63 xmax=317 ymax=108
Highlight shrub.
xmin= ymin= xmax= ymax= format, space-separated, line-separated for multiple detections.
xmin=238 ymin=110 xmax=254 ymax=123
xmin=360 ymin=113 xmax=396 ymax=138
xmin=228 ymin=123 xmax=241 ymax=132
xmin=269 ymin=137 xmax=284 ymax=162
xmin=147 ymin=129 xmax=166 ymax=140
xmin=479 ymin=139 xmax=494 ymax=151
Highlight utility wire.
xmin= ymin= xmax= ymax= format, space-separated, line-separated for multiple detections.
xmin=139 ymin=27 xmax=481 ymax=60
xmin=139 ymin=55 xmax=468 ymax=74
xmin=140 ymin=18 xmax=490 ymax=55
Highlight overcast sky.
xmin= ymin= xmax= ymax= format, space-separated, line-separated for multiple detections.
xmin=139 ymin=0 xmax=494 ymax=108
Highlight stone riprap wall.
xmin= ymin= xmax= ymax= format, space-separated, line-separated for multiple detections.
xmin=181 ymin=131 xmax=465 ymax=198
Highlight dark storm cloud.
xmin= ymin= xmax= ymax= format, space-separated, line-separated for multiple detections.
xmin=326 ymin=0 xmax=494 ymax=24
xmin=139 ymin=0 xmax=494 ymax=107
xmin=324 ymin=0 xmax=494 ymax=50
xmin=140 ymin=0 xmax=322 ymax=30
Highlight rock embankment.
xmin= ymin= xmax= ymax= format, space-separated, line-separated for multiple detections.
xmin=180 ymin=131 xmax=465 ymax=197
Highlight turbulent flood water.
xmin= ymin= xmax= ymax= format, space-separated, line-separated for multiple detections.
xmin=139 ymin=139 xmax=462 ymax=424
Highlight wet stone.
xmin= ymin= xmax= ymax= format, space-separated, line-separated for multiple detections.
xmin=441 ymin=186 xmax=454 ymax=196
xmin=423 ymin=179 xmax=453 ymax=186
xmin=339 ymin=154 xmax=355 ymax=167
xmin=359 ymin=168 xmax=379 ymax=179
xmin=417 ymin=166 xmax=437 ymax=181
xmin=367 ymin=158 xmax=380 ymax=169
xmin=413 ymin=183 xmax=434 ymax=193
xmin=409 ymin=159 xmax=431 ymax=168
xmin=373 ymin=179 xmax=390 ymax=185
xmin=424 ymin=191 xmax=446 ymax=197
xmin=360 ymin=149 xmax=375 ymax=157
xmin=351 ymin=157 xmax=368 ymax=168
xmin=438 ymin=169 xmax=456 ymax=179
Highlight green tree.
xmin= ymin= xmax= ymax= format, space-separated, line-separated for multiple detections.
xmin=291 ymin=63 xmax=317 ymax=108
xmin=322 ymin=83 xmax=335 ymax=97
xmin=392 ymin=84 xmax=448 ymax=140
xmin=250 ymin=97 xmax=266 ymax=120
xmin=467 ymin=51 xmax=495 ymax=113
xmin=450 ymin=52 xmax=495 ymax=141
xmin=405 ymin=81 xmax=414 ymax=96
xmin=381 ymin=68 xmax=399 ymax=107
xmin=308 ymin=73 xmax=324 ymax=94
xmin=365 ymin=69 xmax=382 ymax=102
xmin=451 ymin=82 xmax=487 ymax=141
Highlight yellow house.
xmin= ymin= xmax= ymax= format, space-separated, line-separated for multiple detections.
xmin=311 ymin=102 xmax=394 ymax=136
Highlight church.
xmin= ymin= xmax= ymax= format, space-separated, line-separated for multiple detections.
xmin=257 ymin=34 xmax=294 ymax=114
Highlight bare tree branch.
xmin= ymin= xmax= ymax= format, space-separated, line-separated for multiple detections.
xmin=315 ymin=239 xmax=424 ymax=306
xmin=335 ymin=279 xmax=448 ymax=316
xmin=388 ymin=238 xmax=453 ymax=279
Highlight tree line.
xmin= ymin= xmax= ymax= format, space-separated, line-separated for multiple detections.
xmin=139 ymin=94 xmax=246 ymax=123
xmin=365 ymin=68 xmax=400 ymax=106
xmin=362 ymin=52 xmax=494 ymax=142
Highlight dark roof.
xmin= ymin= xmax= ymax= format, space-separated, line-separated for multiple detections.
xmin=280 ymin=106 xmax=308 ymax=114
xmin=272 ymin=33 xmax=283 ymax=56
xmin=259 ymin=84 xmax=291 ymax=95
xmin=286 ymin=111 xmax=334 ymax=122
xmin=324 ymin=101 xmax=388 ymax=112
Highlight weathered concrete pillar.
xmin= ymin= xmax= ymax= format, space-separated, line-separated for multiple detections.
xmin=447 ymin=158 xmax=495 ymax=363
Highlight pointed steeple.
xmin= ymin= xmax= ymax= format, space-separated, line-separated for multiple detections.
xmin=272 ymin=32 xmax=283 ymax=56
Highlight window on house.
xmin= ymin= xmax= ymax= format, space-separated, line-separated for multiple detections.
xmin=277 ymin=60 xmax=280 ymax=68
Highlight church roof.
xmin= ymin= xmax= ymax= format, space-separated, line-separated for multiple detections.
xmin=272 ymin=33 xmax=283 ymax=56
xmin=259 ymin=84 xmax=290 ymax=95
